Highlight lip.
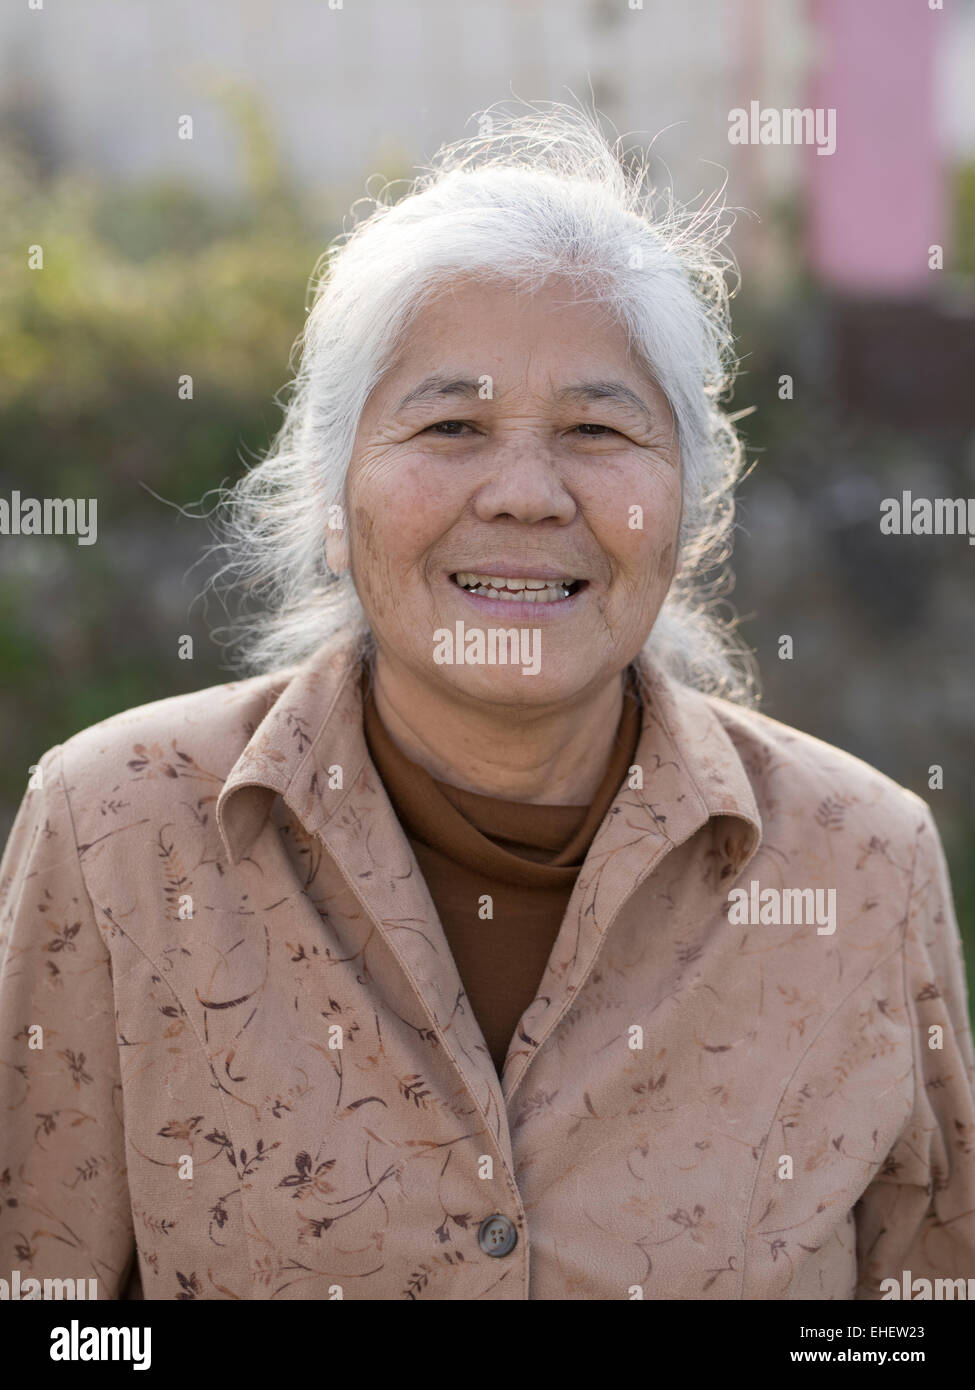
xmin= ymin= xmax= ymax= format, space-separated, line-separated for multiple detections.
xmin=445 ymin=571 xmax=589 ymax=621
xmin=447 ymin=562 xmax=586 ymax=583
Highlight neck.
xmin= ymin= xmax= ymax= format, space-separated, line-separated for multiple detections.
xmin=369 ymin=655 xmax=627 ymax=806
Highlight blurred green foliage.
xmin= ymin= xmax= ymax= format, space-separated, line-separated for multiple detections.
xmin=0 ymin=92 xmax=344 ymax=786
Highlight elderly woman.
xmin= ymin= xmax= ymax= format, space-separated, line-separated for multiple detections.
xmin=2 ymin=106 xmax=973 ymax=1304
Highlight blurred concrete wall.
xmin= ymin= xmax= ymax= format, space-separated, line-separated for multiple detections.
xmin=2 ymin=0 xmax=773 ymax=195
xmin=5 ymin=1 xmax=975 ymax=291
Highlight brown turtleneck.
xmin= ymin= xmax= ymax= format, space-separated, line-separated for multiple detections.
xmin=362 ymin=670 xmax=642 ymax=1075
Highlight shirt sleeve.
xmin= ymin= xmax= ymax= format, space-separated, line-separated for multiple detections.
xmin=0 ymin=744 xmax=135 ymax=1299
xmin=854 ymin=803 xmax=975 ymax=1297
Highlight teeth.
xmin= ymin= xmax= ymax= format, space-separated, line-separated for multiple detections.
xmin=453 ymin=571 xmax=577 ymax=602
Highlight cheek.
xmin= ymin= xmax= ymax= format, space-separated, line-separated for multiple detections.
xmin=651 ymin=539 xmax=677 ymax=587
xmin=595 ymin=467 xmax=681 ymax=592
xmin=643 ymin=471 xmax=682 ymax=585
xmin=618 ymin=532 xmax=676 ymax=597
xmin=347 ymin=455 xmax=450 ymax=619
xmin=350 ymin=503 xmax=395 ymax=622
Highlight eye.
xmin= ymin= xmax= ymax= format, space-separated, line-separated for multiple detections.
xmin=423 ymin=419 xmax=474 ymax=436
xmin=573 ymin=423 xmax=618 ymax=436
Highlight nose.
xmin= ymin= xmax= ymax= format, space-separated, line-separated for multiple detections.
xmin=471 ymin=443 xmax=577 ymax=526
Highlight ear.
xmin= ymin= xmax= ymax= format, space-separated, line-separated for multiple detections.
xmin=324 ymin=508 xmax=350 ymax=574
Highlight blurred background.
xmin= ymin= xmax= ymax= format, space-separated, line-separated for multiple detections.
xmin=1 ymin=0 xmax=973 ymax=1007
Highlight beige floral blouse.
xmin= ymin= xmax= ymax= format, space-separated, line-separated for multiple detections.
xmin=1 ymin=636 xmax=973 ymax=1299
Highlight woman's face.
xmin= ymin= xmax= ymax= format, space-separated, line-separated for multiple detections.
xmin=336 ymin=276 xmax=683 ymax=708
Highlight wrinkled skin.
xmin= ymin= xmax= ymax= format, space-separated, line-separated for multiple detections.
xmin=326 ymin=276 xmax=683 ymax=804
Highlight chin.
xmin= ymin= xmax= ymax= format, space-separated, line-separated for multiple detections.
xmin=430 ymin=660 xmax=593 ymax=708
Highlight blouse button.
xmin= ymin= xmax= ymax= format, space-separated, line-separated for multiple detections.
xmin=478 ymin=1213 xmax=518 ymax=1257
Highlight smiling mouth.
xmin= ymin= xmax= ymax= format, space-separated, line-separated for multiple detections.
xmin=451 ymin=572 xmax=587 ymax=603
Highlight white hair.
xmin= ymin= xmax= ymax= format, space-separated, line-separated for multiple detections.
xmin=204 ymin=100 xmax=759 ymax=705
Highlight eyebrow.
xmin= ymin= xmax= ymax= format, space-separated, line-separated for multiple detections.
xmin=395 ymin=376 xmax=482 ymax=411
xmin=555 ymin=381 xmax=656 ymax=424
xmin=394 ymin=375 xmax=656 ymax=423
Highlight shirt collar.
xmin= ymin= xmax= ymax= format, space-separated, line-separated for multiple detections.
xmin=216 ymin=636 xmax=762 ymax=871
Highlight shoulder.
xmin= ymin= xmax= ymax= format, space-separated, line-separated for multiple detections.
xmin=703 ymin=691 xmax=932 ymax=842
xmin=54 ymin=668 xmax=296 ymax=805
